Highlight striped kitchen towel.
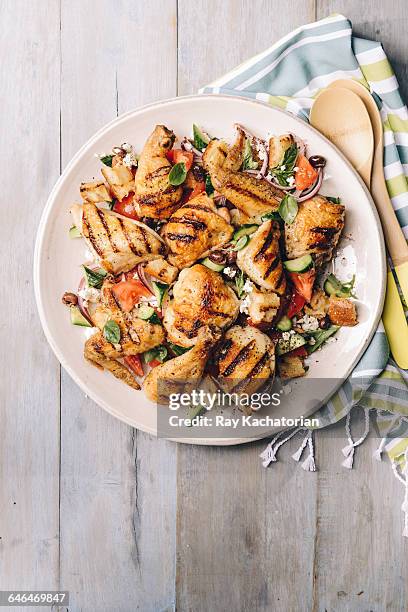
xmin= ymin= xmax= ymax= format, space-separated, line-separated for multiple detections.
xmin=201 ymin=14 xmax=408 ymax=533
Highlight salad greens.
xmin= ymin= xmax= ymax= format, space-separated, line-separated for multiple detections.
xmin=169 ymin=162 xmax=187 ymax=186
xmin=242 ymin=138 xmax=258 ymax=171
xmin=269 ymin=143 xmax=298 ymax=186
xmin=193 ymin=124 xmax=210 ymax=151
xmin=103 ymin=320 xmax=121 ymax=345
xmin=278 ymin=194 xmax=298 ymax=225
xmin=83 ymin=265 xmax=107 ymax=289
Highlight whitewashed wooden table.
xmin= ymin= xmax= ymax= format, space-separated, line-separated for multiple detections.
xmin=2 ymin=1 xmax=408 ymax=610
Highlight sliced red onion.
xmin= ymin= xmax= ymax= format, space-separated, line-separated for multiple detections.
xmin=297 ymin=168 xmax=323 ymax=202
xmin=76 ymin=277 xmax=94 ymax=325
xmin=136 ymin=263 xmax=155 ymax=295
xmin=213 ymin=195 xmax=227 ymax=206
xmin=182 ymin=138 xmax=203 ymax=157
xmin=292 ymin=133 xmax=306 ymax=158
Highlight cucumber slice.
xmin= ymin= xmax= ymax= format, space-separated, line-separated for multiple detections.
xmin=202 ymin=257 xmax=224 ymax=272
xmin=152 ymin=281 xmax=168 ymax=307
xmin=233 ymin=235 xmax=249 ymax=251
xmin=69 ymin=225 xmax=81 ymax=238
xmin=323 ymin=279 xmax=337 ymax=296
xmin=276 ymin=316 xmax=292 ymax=331
xmin=283 ymin=254 xmax=313 ymax=273
xmin=233 ymin=224 xmax=258 ymax=241
xmin=276 ymin=332 xmax=306 ymax=356
xmin=70 ymin=305 xmax=92 ymax=327
xmin=137 ymin=304 xmax=155 ymax=320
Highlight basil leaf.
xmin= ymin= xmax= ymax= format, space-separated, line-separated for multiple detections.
xmin=193 ymin=124 xmax=210 ymax=151
xmin=83 ymin=265 xmax=107 ymax=289
xmin=242 ymin=138 xmax=258 ymax=171
xmin=168 ymin=342 xmax=191 ymax=357
xmin=307 ymin=325 xmax=339 ymax=353
xmin=205 ymin=174 xmax=214 ymax=196
xmin=278 ymin=194 xmax=298 ymax=225
xmin=103 ymin=320 xmax=121 ymax=345
xmin=235 ymin=270 xmax=245 ymax=298
xmin=270 ymin=143 xmax=298 ymax=186
xmin=326 ymin=196 xmax=341 ymax=204
xmin=100 ymin=154 xmax=114 ymax=167
xmin=143 ymin=345 xmax=168 ymax=364
xmin=169 ymin=162 xmax=187 ymax=186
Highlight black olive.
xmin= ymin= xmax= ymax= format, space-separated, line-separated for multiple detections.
xmin=309 ymin=155 xmax=326 ymax=169
xmin=209 ymin=251 xmax=227 ymax=265
xmin=192 ymin=165 xmax=205 ymax=182
xmin=319 ymin=315 xmax=331 ymax=329
xmin=226 ymin=251 xmax=237 ymax=264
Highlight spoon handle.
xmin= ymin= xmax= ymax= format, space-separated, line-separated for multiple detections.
xmin=371 ymin=144 xmax=408 ymax=267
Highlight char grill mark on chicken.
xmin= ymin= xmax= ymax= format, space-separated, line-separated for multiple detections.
xmin=70 ymin=202 xmax=164 ymax=274
xmin=237 ymin=220 xmax=286 ymax=294
xmin=134 ymin=125 xmax=183 ymax=220
xmin=284 ymin=195 xmax=345 ymax=264
xmin=163 ymin=264 xmax=239 ymax=347
xmin=162 ymin=194 xmax=233 ymax=268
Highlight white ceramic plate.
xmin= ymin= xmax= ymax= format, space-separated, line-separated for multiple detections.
xmin=34 ymin=95 xmax=385 ymax=445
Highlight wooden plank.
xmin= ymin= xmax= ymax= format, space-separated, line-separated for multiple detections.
xmin=317 ymin=0 xmax=408 ymax=102
xmin=59 ymin=1 xmax=178 ymax=610
xmin=176 ymin=2 xmax=317 ymax=610
xmin=0 ymin=0 xmax=61 ymax=600
xmin=312 ymin=412 xmax=408 ymax=611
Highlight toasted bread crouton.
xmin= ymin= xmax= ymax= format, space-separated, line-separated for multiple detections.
xmin=144 ymin=258 xmax=179 ymax=284
xmin=304 ymin=288 xmax=329 ymax=319
xmin=101 ymin=161 xmax=134 ymax=200
xmin=248 ymin=288 xmax=280 ymax=325
xmin=80 ymin=180 xmax=111 ymax=203
xmin=278 ymin=355 xmax=306 ymax=379
xmin=328 ymin=297 xmax=357 ymax=326
xmin=268 ymin=134 xmax=295 ymax=169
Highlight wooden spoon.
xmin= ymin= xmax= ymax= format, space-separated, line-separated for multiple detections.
xmin=310 ymin=87 xmax=373 ymax=187
xmin=311 ymin=82 xmax=408 ymax=368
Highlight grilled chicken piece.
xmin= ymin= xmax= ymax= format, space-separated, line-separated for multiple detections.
xmin=212 ymin=325 xmax=275 ymax=395
xmin=203 ymin=135 xmax=284 ymax=218
xmin=144 ymin=258 xmax=179 ymax=284
xmin=248 ymin=288 xmax=280 ymax=325
xmin=134 ymin=125 xmax=183 ymax=220
xmin=237 ymin=220 xmax=286 ymax=295
xmin=163 ymin=264 xmax=239 ymax=347
xmin=91 ymin=279 xmax=165 ymax=353
xmin=144 ymin=326 xmax=220 ymax=403
xmin=80 ymin=180 xmax=111 ymax=203
xmin=328 ymin=297 xmax=357 ymax=326
xmin=285 ymin=195 xmax=345 ymax=264
xmin=268 ymin=134 xmax=295 ymax=169
xmin=101 ymin=160 xmax=134 ymax=201
xmin=161 ymin=193 xmax=234 ymax=268
xmin=70 ymin=203 xmax=165 ymax=274
xmin=84 ymin=332 xmax=141 ymax=390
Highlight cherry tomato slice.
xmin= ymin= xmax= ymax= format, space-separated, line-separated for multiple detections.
xmin=124 ymin=355 xmax=144 ymax=377
xmin=295 ymin=155 xmax=318 ymax=191
xmin=113 ymin=192 xmax=139 ymax=220
xmin=112 ymin=278 xmax=152 ymax=312
xmin=289 ymin=269 xmax=316 ymax=303
xmin=166 ymin=149 xmax=194 ymax=171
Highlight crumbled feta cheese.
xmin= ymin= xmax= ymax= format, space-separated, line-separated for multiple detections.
xmin=297 ymin=314 xmax=319 ymax=332
xmin=121 ymin=142 xmax=132 ymax=153
xmin=240 ymin=295 xmax=251 ymax=314
xmin=78 ymin=287 xmax=101 ymax=303
xmin=287 ymin=175 xmax=295 ymax=186
xmin=223 ymin=266 xmax=237 ymax=279
xmin=128 ymin=328 xmax=140 ymax=343
xmin=242 ymin=279 xmax=254 ymax=293
xmin=255 ymin=141 xmax=267 ymax=160
xmin=294 ymin=166 xmax=299 ymax=172
xmin=123 ymin=151 xmax=138 ymax=167
xmin=280 ymin=164 xmax=286 ymax=171
xmin=308 ymin=337 xmax=316 ymax=345
xmin=113 ymin=343 xmax=122 ymax=352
